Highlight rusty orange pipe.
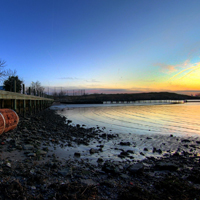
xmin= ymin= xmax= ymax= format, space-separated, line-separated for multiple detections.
xmin=0 ymin=109 xmax=19 ymax=134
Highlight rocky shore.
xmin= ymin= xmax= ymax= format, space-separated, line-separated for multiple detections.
xmin=0 ymin=108 xmax=199 ymax=199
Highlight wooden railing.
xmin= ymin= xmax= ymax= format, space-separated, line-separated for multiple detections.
xmin=0 ymin=90 xmax=54 ymax=116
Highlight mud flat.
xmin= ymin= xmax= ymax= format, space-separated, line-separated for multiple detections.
xmin=0 ymin=109 xmax=199 ymax=199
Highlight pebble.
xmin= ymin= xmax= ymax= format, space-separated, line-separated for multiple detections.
xmin=74 ymin=152 xmax=81 ymax=157
xmin=90 ymin=148 xmax=99 ymax=154
xmin=27 ymin=153 xmax=36 ymax=157
xmin=6 ymin=162 xmax=11 ymax=168
xmin=23 ymin=145 xmax=34 ymax=150
xmin=128 ymin=163 xmax=144 ymax=174
xmin=155 ymin=162 xmax=178 ymax=171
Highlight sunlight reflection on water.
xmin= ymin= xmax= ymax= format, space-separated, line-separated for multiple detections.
xmin=50 ymin=103 xmax=200 ymax=164
xmin=52 ymin=102 xmax=200 ymax=137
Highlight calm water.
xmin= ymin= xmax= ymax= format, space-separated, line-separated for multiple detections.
xmin=49 ymin=102 xmax=200 ymax=163
xmin=52 ymin=102 xmax=200 ymax=137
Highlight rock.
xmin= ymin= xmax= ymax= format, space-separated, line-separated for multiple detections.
xmin=144 ymin=148 xmax=148 ymax=151
xmin=128 ymin=163 xmax=144 ymax=174
xmin=5 ymin=138 xmax=12 ymax=142
xmin=58 ymin=168 xmax=70 ymax=176
xmin=127 ymin=150 xmax=134 ymax=153
xmin=97 ymin=145 xmax=104 ymax=148
xmin=119 ymin=142 xmax=131 ymax=146
xmin=22 ymin=128 xmax=29 ymax=133
xmin=16 ymin=145 xmax=23 ymax=150
xmin=157 ymin=149 xmax=162 ymax=154
xmin=101 ymin=180 xmax=116 ymax=188
xmin=118 ymin=154 xmax=125 ymax=159
xmin=31 ymin=186 xmax=36 ymax=190
xmin=39 ymin=150 xmax=47 ymax=155
xmin=153 ymin=147 xmax=157 ymax=153
xmin=120 ymin=151 xmax=129 ymax=156
xmin=81 ymin=179 xmax=96 ymax=185
xmin=173 ymin=152 xmax=180 ymax=156
xmin=101 ymin=133 xmax=106 ymax=138
xmin=23 ymin=145 xmax=34 ymax=150
xmin=120 ymin=174 xmax=130 ymax=179
xmin=155 ymin=162 xmax=178 ymax=171
xmin=153 ymin=147 xmax=162 ymax=154
xmin=6 ymin=162 xmax=11 ymax=168
xmin=27 ymin=153 xmax=36 ymax=157
xmin=90 ymin=148 xmax=99 ymax=154
xmin=74 ymin=152 xmax=81 ymax=157
xmin=24 ymin=150 xmax=32 ymax=154
xmin=43 ymin=147 xmax=48 ymax=151
xmin=182 ymin=139 xmax=190 ymax=143
xmin=36 ymin=150 xmax=47 ymax=156
xmin=97 ymin=158 xmax=104 ymax=162
xmin=102 ymin=161 xmax=120 ymax=174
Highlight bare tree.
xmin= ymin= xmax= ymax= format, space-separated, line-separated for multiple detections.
xmin=0 ymin=59 xmax=17 ymax=82
xmin=59 ymin=90 xmax=66 ymax=97
xmin=0 ymin=59 xmax=6 ymax=68
xmin=52 ymin=91 xmax=58 ymax=100
xmin=6 ymin=69 xmax=17 ymax=77
xmin=29 ymin=81 xmax=45 ymax=95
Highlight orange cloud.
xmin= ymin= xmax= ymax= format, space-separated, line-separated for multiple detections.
xmin=155 ymin=59 xmax=191 ymax=74
xmin=155 ymin=63 xmax=177 ymax=73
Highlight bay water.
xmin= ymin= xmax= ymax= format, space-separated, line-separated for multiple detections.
xmin=50 ymin=102 xmax=200 ymax=163
xmin=52 ymin=102 xmax=200 ymax=137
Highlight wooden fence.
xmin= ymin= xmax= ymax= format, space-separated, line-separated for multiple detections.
xmin=0 ymin=90 xmax=53 ymax=116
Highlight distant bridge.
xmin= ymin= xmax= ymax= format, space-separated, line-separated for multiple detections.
xmin=103 ymin=100 xmax=185 ymax=104
xmin=57 ymin=99 xmax=185 ymax=105
xmin=185 ymin=99 xmax=200 ymax=102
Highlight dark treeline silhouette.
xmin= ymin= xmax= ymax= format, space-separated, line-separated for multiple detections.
xmin=58 ymin=92 xmax=197 ymax=104
xmin=96 ymin=92 xmax=195 ymax=101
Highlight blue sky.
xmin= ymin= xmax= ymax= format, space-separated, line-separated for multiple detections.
xmin=1 ymin=0 xmax=200 ymax=94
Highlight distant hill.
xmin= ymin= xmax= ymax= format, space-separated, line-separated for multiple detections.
xmin=95 ymin=92 xmax=195 ymax=101
xmin=58 ymin=92 xmax=196 ymax=104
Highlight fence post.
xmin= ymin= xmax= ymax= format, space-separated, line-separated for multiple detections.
xmin=29 ymin=100 xmax=32 ymax=115
xmin=23 ymin=84 xmax=25 ymax=94
xmin=13 ymin=80 xmax=17 ymax=111
xmin=23 ymin=84 xmax=26 ymax=117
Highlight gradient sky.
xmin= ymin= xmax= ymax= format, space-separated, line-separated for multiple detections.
xmin=1 ymin=0 xmax=200 ymax=94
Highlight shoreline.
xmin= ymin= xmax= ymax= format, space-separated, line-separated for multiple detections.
xmin=0 ymin=109 xmax=199 ymax=199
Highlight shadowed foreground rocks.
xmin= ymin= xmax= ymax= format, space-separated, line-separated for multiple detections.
xmin=0 ymin=109 xmax=198 ymax=199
